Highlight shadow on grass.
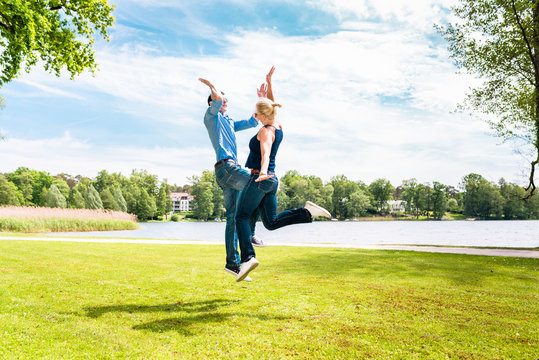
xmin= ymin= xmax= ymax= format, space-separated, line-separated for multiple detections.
xmin=84 ymin=299 xmax=291 ymax=336
xmin=84 ymin=299 xmax=238 ymax=318
xmin=133 ymin=312 xmax=290 ymax=335
xmin=270 ymin=248 xmax=536 ymax=286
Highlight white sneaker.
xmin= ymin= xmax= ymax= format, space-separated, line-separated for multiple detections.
xmin=305 ymin=201 xmax=331 ymax=219
xmin=236 ymin=258 xmax=259 ymax=282
xmin=251 ymin=234 xmax=266 ymax=247
xmin=224 ymin=266 xmax=252 ymax=282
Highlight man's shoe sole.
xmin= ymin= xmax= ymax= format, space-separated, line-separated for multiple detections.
xmin=236 ymin=259 xmax=259 ymax=282
xmin=224 ymin=268 xmax=252 ymax=282
xmin=306 ymin=201 xmax=331 ymax=219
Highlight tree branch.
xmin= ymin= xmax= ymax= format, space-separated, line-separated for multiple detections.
xmin=0 ymin=11 xmax=11 ymax=30
xmin=50 ymin=1 xmax=68 ymax=11
xmin=523 ymin=156 xmax=538 ymax=199
xmin=511 ymin=0 xmax=538 ymax=77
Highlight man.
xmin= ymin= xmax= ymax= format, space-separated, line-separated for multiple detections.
xmin=198 ymin=77 xmax=265 ymax=282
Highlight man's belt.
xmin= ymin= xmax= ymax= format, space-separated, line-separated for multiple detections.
xmin=214 ymin=158 xmax=236 ymax=168
xmin=251 ymin=169 xmax=274 ymax=175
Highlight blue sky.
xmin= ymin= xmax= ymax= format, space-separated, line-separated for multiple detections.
xmin=0 ymin=0 xmax=531 ymax=187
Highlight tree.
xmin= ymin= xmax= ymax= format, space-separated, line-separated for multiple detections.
xmin=200 ymin=170 xmax=224 ymax=219
xmin=346 ymin=189 xmax=371 ymax=217
xmin=7 ymin=167 xmax=34 ymax=205
xmin=0 ymin=174 xmax=21 ymax=205
xmin=45 ymin=184 xmax=66 ymax=208
xmin=461 ymin=173 xmax=504 ymax=218
xmin=191 ymin=181 xmax=213 ymax=220
xmin=447 ymin=198 xmax=459 ymax=213
xmin=431 ymin=182 xmax=448 ymax=219
xmin=0 ymin=1 xmax=115 ymax=86
xmin=439 ymin=0 xmax=539 ymax=196
xmin=68 ymin=187 xmax=85 ymax=209
xmin=31 ymin=170 xmax=54 ymax=206
xmin=499 ymin=178 xmax=527 ymax=219
xmin=113 ymin=187 xmax=127 ymax=212
xmin=52 ymin=178 xmax=70 ymax=199
xmin=100 ymin=187 xmax=120 ymax=211
xmin=0 ymin=95 xmax=4 ymax=139
xmin=130 ymin=169 xmax=158 ymax=198
xmin=156 ymin=182 xmax=172 ymax=219
xmin=368 ymin=178 xmax=394 ymax=212
xmin=84 ymin=184 xmax=103 ymax=209
xmin=136 ymin=188 xmax=156 ymax=220
xmin=329 ymin=175 xmax=361 ymax=218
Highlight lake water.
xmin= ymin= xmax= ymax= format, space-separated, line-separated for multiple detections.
xmin=49 ymin=220 xmax=539 ymax=248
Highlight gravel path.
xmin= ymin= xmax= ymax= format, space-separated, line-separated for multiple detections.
xmin=1 ymin=236 xmax=538 ymax=258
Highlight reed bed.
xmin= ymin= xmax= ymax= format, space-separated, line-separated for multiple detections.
xmin=0 ymin=206 xmax=138 ymax=233
xmin=0 ymin=206 xmax=137 ymax=221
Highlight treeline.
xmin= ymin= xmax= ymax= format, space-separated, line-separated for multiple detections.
xmin=0 ymin=167 xmax=174 ymax=221
xmin=188 ymin=170 xmax=539 ymax=220
xmin=3 ymin=167 xmax=539 ymax=222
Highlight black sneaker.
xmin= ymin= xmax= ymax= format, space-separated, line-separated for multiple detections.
xmin=224 ymin=265 xmax=252 ymax=282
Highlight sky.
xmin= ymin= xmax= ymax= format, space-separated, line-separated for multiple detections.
xmin=0 ymin=0 xmax=533 ymax=188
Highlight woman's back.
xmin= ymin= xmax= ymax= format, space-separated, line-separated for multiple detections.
xmin=245 ymin=125 xmax=283 ymax=172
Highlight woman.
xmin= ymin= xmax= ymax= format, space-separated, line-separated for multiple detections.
xmin=235 ymin=66 xmax=331 ymax=281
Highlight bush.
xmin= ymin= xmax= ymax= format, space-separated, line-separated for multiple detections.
xmin=170 ymin=214 xmax=179 ymax=222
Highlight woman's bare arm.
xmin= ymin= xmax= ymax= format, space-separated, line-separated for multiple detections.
xmin=255 ymin=127 xmax=275 ymax=182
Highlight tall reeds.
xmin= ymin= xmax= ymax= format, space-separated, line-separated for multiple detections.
xmin=0 ymin=206 xmax=138 ymax=233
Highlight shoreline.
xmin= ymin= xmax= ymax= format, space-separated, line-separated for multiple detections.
xmin=1 ymin=234 xmax=538 ymax=258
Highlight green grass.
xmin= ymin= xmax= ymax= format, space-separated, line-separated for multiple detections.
xmin=0 ymin=217 xmax=138 ymax=232
xmin=0 ymin=240 xmax=537 ymax=359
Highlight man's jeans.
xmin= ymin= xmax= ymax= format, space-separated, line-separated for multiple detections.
xmin=236 ymin=175 xmax=312 ymax=263
xmin=215 ymin=161 xmax=257 ymax=268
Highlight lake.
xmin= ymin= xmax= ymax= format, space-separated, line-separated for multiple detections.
xmin=49 ymin=220 xmax=539 ymax=248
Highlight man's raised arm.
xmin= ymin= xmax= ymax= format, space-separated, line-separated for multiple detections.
xmin=199 ymin=78 xmax=223 ymax=102
xmin=265 ymin=66 xmax=275 ymax=102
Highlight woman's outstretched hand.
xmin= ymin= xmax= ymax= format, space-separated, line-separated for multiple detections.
xmin=255 ymin=173 xmax=274 ymax=182
xmin=266 ymin=66 xmax=275 ymax=84
xmin=257 ymin=83 xmax=268 ymax=98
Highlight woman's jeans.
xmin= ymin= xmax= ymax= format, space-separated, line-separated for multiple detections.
xmin=215 ymin=161 xmax=258 ymax=268
xmin=236 ymin=175 xmax=312 ymax=263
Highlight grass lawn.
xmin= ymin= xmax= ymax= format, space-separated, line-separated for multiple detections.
xmin=0 ymin=240 xmax=537 ymax=359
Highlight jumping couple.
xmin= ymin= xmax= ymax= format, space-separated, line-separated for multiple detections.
xmin=199 ymin=66 xmax=331 ymax=283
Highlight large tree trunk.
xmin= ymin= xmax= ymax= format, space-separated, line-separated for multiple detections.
xmin=526 ymin=0 xmax=539 ymax=198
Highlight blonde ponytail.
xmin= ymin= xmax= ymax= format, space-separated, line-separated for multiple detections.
xmin=256 ymin=98 xmax=282 ymax=120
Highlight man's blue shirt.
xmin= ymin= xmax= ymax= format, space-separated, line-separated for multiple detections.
xmin=204 ymin=99 xmax=258 ymax=162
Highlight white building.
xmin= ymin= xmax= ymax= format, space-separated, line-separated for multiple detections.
xmin=170 ymin=192 xmax=194 ymax=212
xmin=387 ymin=200 xmax=406 ymax=213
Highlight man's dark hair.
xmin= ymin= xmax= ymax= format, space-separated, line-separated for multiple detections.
xmin=207 ymin=91 xmax=225 ymax=106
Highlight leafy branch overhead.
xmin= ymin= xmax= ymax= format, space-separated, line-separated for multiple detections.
xmin=0 ymin=0 xmax=115 ymax=86
xmin=438 ymin=0 xmax=539 ymax=198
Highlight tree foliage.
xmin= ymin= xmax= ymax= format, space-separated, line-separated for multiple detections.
xmin=45 ymin=184 xmax=66 ymax=208
xmin=438 ymin=0 xmax=539 ymax=196
xmin=0 ymin=0 xmax=115 ymax=86
xmin=84 ymin=184 xmax=103 ymax=209
xmin=0 ymin=173 xmax=21 ymax=205
xmin=368 ymin=178 xmax=394 ymax=211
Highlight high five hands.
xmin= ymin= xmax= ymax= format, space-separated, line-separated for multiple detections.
xmin=256 ymin=66 xmax=275 ymax=98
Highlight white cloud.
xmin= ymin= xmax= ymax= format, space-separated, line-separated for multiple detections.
xmin=0 ymin=132 xmax=213 ymax=184
xmin=1 ymin=1 xmax=531 ymax=187
xmin=308 ymin=0 xmax=456 ymax=31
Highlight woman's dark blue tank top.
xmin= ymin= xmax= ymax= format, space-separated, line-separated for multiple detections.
xmin=245 ymin=125 xmax=283 ymax=172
